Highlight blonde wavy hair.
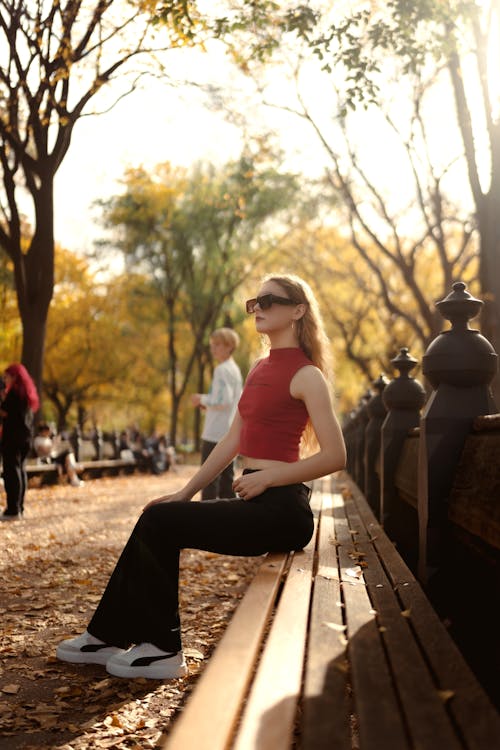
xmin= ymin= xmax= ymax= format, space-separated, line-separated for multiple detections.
xmin=261 ymin=274 xmax=334 ymax=453
xmin=210 ymin=327 xmax=240 ymax=353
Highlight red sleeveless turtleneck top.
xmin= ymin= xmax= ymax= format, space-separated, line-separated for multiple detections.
xmin=237 ymin=347 xmax=313 ymax=462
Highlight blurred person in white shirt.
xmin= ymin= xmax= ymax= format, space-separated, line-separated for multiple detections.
xmin=191 ymin=328 xmax=243 ymax=500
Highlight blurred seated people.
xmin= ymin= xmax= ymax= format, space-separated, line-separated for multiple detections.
xmin=146 ymin=432 xmax=178 ymax=474
xmin=129 ymin=432 xmax=151 ymax=472
xmin=118 ymin=430 xmax=135 ymax=462
xmin=144 ymin=431 xmax=164 ymax=474
xmin=118 ymin=429 xmax=177 ymax=474
xmin=118 ymin=428 xmax=148 ymax=469
xmin=34 ymin=423 xmax=84 ymax=487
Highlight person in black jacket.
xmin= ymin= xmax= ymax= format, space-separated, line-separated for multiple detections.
xmin=0 ymin=363 xmax=40 ymax=520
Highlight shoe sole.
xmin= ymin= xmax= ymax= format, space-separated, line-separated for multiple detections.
xmin=56 ymin=645 xmax=125 ymax=666
xmin=106 ymin=656 xmax=188 ymax=680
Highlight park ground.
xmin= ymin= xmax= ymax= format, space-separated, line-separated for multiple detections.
xmin=0 ymin=466 xmax=261 ymax=749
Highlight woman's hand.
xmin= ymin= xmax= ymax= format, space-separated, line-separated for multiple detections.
xmin=232 ymin=470 xmax=272 ymax=501
xmin=143 ymin=489 xmax=191 ymax=512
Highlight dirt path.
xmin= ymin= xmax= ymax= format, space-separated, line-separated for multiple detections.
xmin=0 ymin=468 xmax=261 ymax=749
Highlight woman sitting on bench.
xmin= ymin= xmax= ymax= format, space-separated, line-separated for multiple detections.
xmin=56 ymin=273 xmax=347 ymax=679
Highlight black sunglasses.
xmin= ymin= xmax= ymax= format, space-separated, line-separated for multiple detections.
xmin=246 ymin=294 xmax=297 ymax=314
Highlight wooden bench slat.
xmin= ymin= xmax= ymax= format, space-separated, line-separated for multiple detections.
xmin=301 ymin=485 xmax=352 ymax=750
xmin=26 ymin=462 xmax=59 ymax=472
xmin=345 ymin=475 xmax=500 ymax=750
xmin=343 ymin=482 xmax=464 ymax=749
xmin=162 ymin=552 xmax=290 ymax=750
xmin=25 ymin=458 xmax=137 ymax=481
xmin=232 ymin=520 xmax=318 ymax=750
xmin=81 ymin=459 xmax=136 ymax=471
xmin=335 ymin=486 xmax=411 ymax=749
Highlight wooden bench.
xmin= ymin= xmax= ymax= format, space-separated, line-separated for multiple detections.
xmin=79 ymin=457 xmax=137 ymax=478
xmin=25 ymin=460 xmax=61 ymax=483
xmin=24 ymin=454 xmax=137 ymax=485
xmin=160 ymin=473 xmax=500 ymax=750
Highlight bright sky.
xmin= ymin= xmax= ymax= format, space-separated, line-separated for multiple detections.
xmin=53 ymin=47 xmax=245 ymax=253
xmin=52 ymin=28 xmax=478 ymax=257
xmin=53 ymin=34 xmax=339 ymax=254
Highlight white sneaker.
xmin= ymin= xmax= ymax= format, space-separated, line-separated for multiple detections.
xmin=56 ymin=630 xmax=125 ymax=665
xmin=106 ymin=643 xmax=187 ymax=680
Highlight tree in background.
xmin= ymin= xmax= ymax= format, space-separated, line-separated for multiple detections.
xmin=0 ymin=252 xmax=21 ymax=365
xmin=0 ymin=0 xmax=202 ymax=399
xmin=291 ymin=0 xmax=500 ymax=398
xmin=314 ymin=87 xmax=478 ymax=346
xmin=99 ymin=153 xmax=302 ymax=444
xmin=43 ymin=248 xmax=133 ymax=430
xmin=160 ymin=2 xmax=497 ymax=398
xmin=43 ymin=248 xmax=189 ymax=433
xmin=275 ymin=214 xmax=478 ymax=412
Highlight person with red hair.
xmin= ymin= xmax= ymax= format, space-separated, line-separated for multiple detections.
xmin=0 ymin=363 xmax=40 ymax=520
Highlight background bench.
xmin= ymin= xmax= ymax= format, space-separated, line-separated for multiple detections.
xmin=75 ymin=436 xmax=138 ymax=478
xmin=25 ymin=434 xmax=137 ymax=485
xmin=160 ymin=474 xmax=500 ymax=749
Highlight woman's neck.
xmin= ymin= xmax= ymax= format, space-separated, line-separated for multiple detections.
xmin=268 ymin=330 xmax=300 ymax=350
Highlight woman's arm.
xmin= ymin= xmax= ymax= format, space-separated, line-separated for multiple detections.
xmin=143 ymin=412 xmax=243 ymax=509
xmin=233 ymin=366 xmax=346 ymax=499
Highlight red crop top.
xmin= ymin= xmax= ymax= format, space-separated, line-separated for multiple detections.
xmin=238 ymin=347 xmax=313 ymax=462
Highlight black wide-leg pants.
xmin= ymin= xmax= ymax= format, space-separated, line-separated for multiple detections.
xmin=88 ymin=480 xmax=313 ymax=652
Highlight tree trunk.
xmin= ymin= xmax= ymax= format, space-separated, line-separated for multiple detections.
xmin=478 ymin=193 xmax=500 ymax=406
xmin=170 ymin=393 xmax=180 ymax=449
xmin=15 ymin=178 xmax=55 ymax=407
xmin=166 ymin=299 xmax=178 ymax=446
xmin=193 ymin=358 xmax=206 ymax=452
